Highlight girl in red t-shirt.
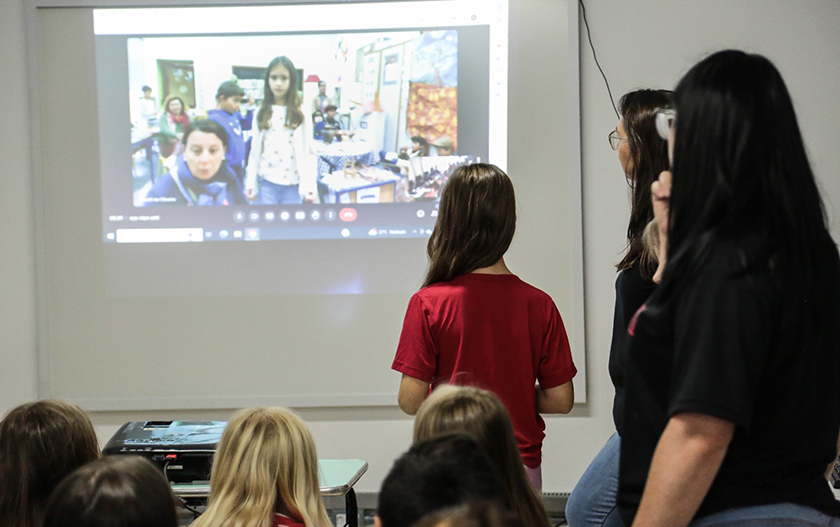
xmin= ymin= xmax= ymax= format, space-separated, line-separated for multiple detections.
xmin=393 ymin=163 xmax=577 ymax=490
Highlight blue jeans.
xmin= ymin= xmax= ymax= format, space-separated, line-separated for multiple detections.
xmin=690 ymin=503 xmax=840 ymax=526
xmin=258 ymin=179 xmax=301 ymax=204
xmin=565 ymin=432 xmax=624 ymax=526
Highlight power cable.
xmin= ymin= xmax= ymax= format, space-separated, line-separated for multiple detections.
xmin=579 ymin=0 xmax=619 ymax=118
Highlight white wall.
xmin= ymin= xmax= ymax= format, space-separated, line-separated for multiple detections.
xmin=0 ymin=0 xmax=38 ymax=410
xmin=3 ymin=0 xmax=839 ymax=494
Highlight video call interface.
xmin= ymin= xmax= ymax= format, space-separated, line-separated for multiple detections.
xmin=95 ymin=1 xmax=509 ymax=244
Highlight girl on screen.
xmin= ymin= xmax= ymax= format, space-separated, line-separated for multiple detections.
xmin=564 ymin=88 xmax=671 ymax=527
xmin=414 ymin=385 xmax=552 ymax=527
xmin=391 ymin=163 xmax=577 ymax=491
xmin=192 ymin=407 xmax=330 ymax=527
xmin=144 ymin=119 xmax=246 ymax=206
xmin=0 ymin=400 xmax=100 ymax=527
xmin=245 ymin=56 xmax=317 ymax=204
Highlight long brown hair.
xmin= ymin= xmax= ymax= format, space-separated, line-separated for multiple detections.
xmin=257 ymin=56 xmax=304 ymax=131
xmin=423 ymin=163 xmax=516 ymax=287
xmin=615 ymin=89 xmax=672 ymax=279
xmin=414 ymin=385 xmax=551 ymax=527
xmin=0 ymin=400 xmax=100 ymax=527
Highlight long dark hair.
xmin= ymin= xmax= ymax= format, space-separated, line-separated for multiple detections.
xmin=257 ymin=56 xmax=304 ymax=131
xmin=423 ymin=163 xmax=516 ymax=288
xmin=42 ymin=456 xmax=178 ymax=527
xmin=616 ymin=89 xmax=672 ymax=279
xmin=662 ymin=50 xmax=835 ymax=303
xmin=0 ymin=400 xmax=100 ymax=527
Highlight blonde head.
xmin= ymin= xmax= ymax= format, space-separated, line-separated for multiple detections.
xmin=194 ymin=407 xmax=329 ymax=527
xmin=414 ymin=386 xmax=551 ymax=527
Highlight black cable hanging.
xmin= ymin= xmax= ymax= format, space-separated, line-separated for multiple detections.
xmin=579 ymin=0 xmax=619 ymax=119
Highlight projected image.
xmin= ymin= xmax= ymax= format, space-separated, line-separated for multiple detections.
xmin=128 ymin=30 xmax=473 ymax=210
xmin=97 ymin=1 xmax=506 ymax=243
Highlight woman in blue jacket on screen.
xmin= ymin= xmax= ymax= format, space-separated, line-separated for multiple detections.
xmin=143 ymin=119 xmax=246 ymax=206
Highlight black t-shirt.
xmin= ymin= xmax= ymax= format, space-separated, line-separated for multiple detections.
xmin=609 ymin=264 xmax=657 ymax=435
xmin=617 ymin=235 xmax=840 ymax=524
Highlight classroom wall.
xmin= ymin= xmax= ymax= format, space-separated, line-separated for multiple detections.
xmin=0 ymin=0 xmax=38 ymax=408
xmin=2 ymin=0 xmax=839 ymax=494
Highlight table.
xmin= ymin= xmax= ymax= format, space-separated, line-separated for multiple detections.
xmin=316 ymin=141 xmax=377 ymax=177
xmin=171 ymin=458 xmax=368 ymax=527
xmin=131 ymin=129 xmax=160 ymax=182
xmin=321 ymin=166 xmax=402 ymax=203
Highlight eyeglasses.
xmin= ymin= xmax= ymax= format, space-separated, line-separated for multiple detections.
xmin=608 ymin=129 xmax=624 ymax=150
xmin=654 ymin=108 xmax=676 ymax=140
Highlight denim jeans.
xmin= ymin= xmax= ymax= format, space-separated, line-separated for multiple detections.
xmin=565 ymin=432 xmax=624 ymax=526
xmin=258 ymin=179 xmax=301 ymax=204
xmin=690 ymin=503 xmax=840 ymax=526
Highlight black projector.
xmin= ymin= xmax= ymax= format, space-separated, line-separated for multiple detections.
xmin=102 ymin=420 xmax=227 ymax=484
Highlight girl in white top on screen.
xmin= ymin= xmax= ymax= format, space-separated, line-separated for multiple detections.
xmin=245 ymin=56 xmax=316 ymax=204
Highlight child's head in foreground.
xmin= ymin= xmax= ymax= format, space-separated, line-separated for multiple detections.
xmin=42 ymin=455 xmax=178 ymax=527
xmin=376 ymin=434 xmax=505 ymax=527
xmin=414 ymin=385 xmax=551 ymax=527
xmin=194 ymin=406 xmax=330 ymax=527
xmin=0 ymin=399 xmax=100 ymax=527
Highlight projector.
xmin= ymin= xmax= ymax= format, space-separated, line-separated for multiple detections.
xmin=102 ymin=420 xmax=226 ymax=484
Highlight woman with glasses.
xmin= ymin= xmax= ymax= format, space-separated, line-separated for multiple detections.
xmin=565 ymin=88 xmax=671 ymax=527
xmin=618 ymin=49 xmax=840 ymax=526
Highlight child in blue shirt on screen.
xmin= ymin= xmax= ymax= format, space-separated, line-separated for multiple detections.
xmin=207 ymin=80 xmax=253 ymax=183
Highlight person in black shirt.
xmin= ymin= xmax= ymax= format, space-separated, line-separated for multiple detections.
xmin=566 ymin=89 xmax=672 ymax=527
xmin=618 ymin=49 xmax=840 ymax=526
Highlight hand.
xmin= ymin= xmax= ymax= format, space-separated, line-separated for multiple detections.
xmin=302 ymin=190 xmax=318 ymax=203
xmin=246 ymin=188 xmax=257 ymax=200
xmin=651 ymin=171 xmax=672 ymax=283
xmin=651 ymin=170 xmax=672 ymax=237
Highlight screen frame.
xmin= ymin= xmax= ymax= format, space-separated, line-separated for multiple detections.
xmin=26 ymin=0 xmax=585 ymax=410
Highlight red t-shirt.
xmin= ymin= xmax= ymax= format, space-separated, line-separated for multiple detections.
xmin=392 ymin=273 xmax=576 ymax=467
xmin=273 ymin=513 xmax=305 ymax=527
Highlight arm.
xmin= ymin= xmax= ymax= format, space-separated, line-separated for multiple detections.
xmin=397 ymin=374 xmax=430 ymax=415
xmin=239 ymin=108 xmax=254 ymax=131
xmin=632 ymin=412 xmax=734 ymax=527
xmin=536 ymin=380 xmax=574 ymax=414
xmin=294 ymin=116 xmax=318 ymax=202
xmin=245 ymin=112 xmax=261 ymax=198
